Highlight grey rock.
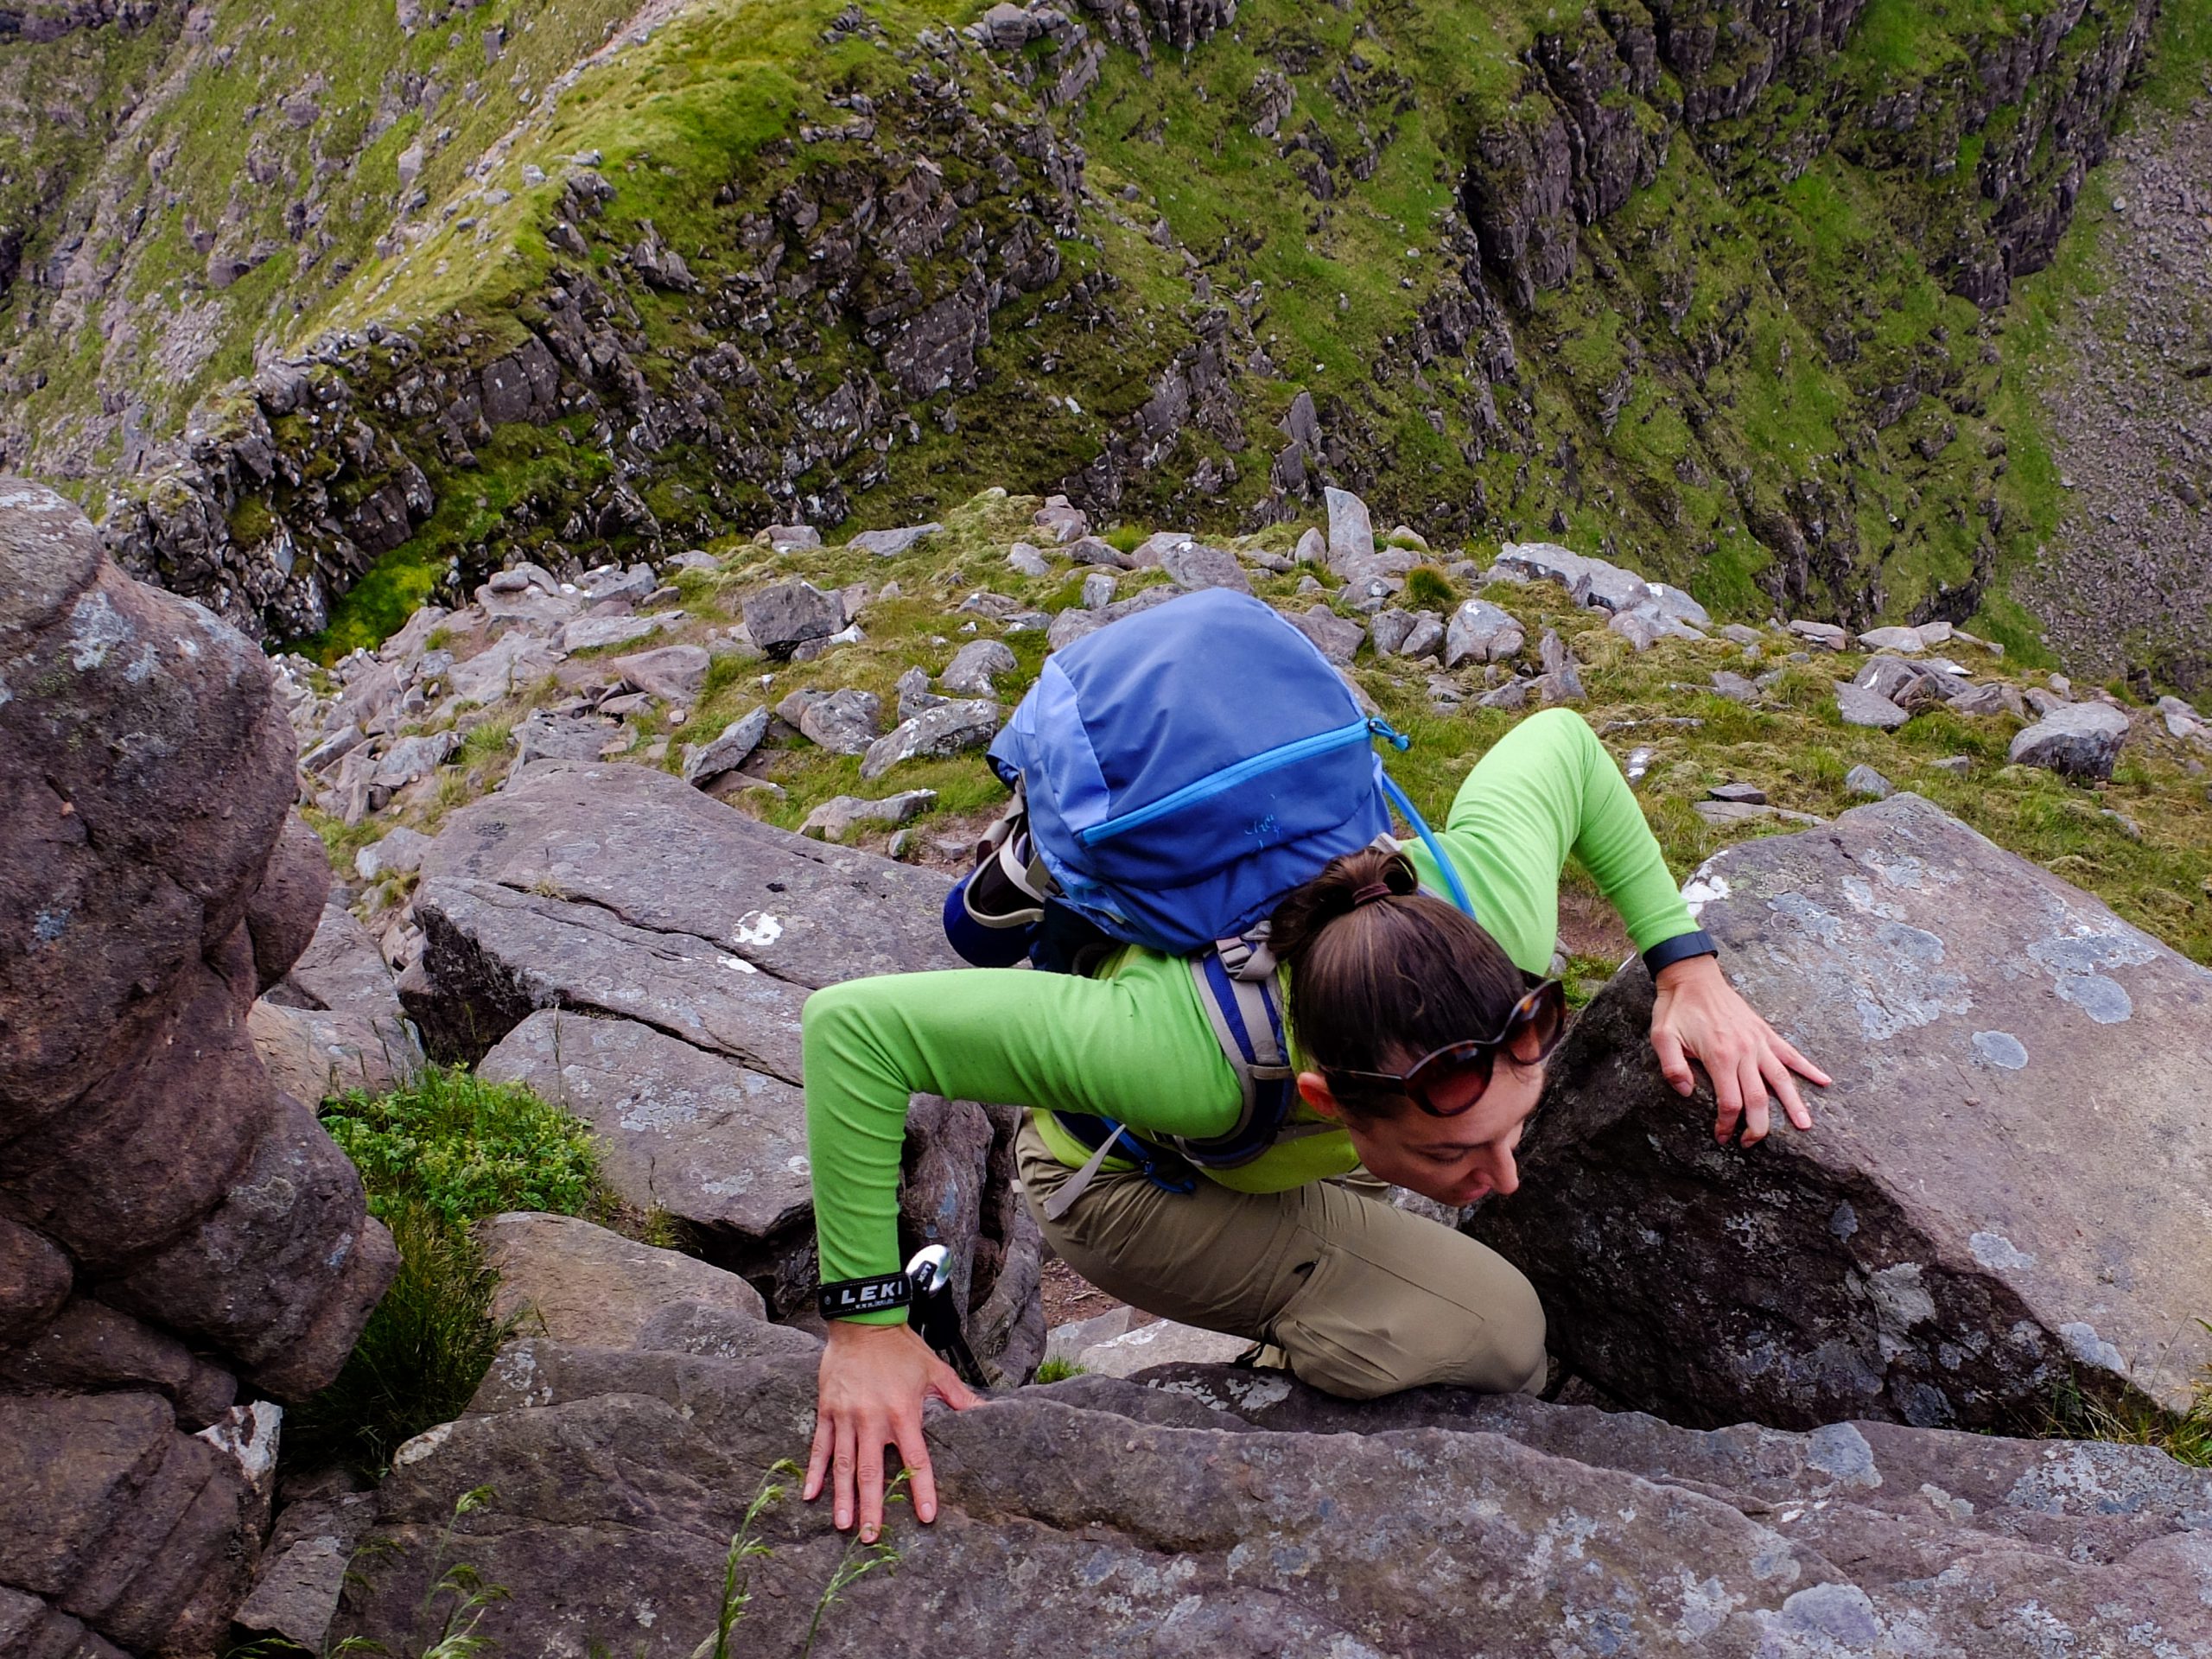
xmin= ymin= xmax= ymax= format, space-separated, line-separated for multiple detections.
xmin=860 ymin=699 xmax=1002 ymax=780
xmin=800 ymin=791 xmax=938 ymax=841
xmin=896 ymin=666 xmax=948 ymax=723
xmin=2010 ymin=702 xmax=2133 ymax=779
xmin=1323 ymin=486 xmax=1373 ymax=569
xmin=1469 ymin=795 xmax=2212 ymax=1429
xmin=1031 ymin=496 xmax=1089 ymax=544
xmin=1609 ymin=609 xmax=1663 ymax=651
xmin=233 ymin=1487 xmax=378 ymax=1651
xmin=1789 ymin=619 xmax=1850 ymax=650
xmin=1287 ymin=604 xmax=1363 ymax=667
xmin=369 ymin=729 xmax=459 ymax=790
xmin=1160 ymin=540 xmax=1250 ymax=594
xmin=1368 ymin=607 xmax=1418 ymax=657
xmin=1074 ymin=1318 xmax=1250 ymax=1377
xmin=1065 ymin=536 xmax=1127 ymax=568
xmin=1948 ymin=680 xmax=2024 ymax=718
xmin=248 ymin=999 xmax=418 ymax=1106
xmin=1007 ymin=543 xmax=1053 ymax=578
xmin=445 ymin=632 xmax=564 ymax=704
xmin=554 ymin=613 xmax=668 ymax=653
xmin=741 ymin=579 xmax=844 ymax=659
xmin=410 ymin=763 xmax=962 ymax=1058
xmin=1080 ymin=570 xmax=1119 ymax=609
xmin=2024 ymin=686 xmax=2073 ymax=718
xmin=578 ymin=563 xmax=658 ymax=606
xmin=847 ymin=523 xmax=943 ymax=558
xmin=1721 ymin=623 xmax=1766 ymax=645
xmin=1710 ymin=671 xmax=1761 ymax=704
xmin=1476 ymin=677 xmax=1529 ymax=711
xmin=942 ymin=639 xmax=1018 ymax=697
xmin=635 ymin=1300 xmax=823 ymax=1363
xmin=1844 ymin=764 xmax=1894 ymax=799
xmin=607 ymin=644 xmax=710 ymax=705
xmin=1931 ymin=755 xmax=1974 ymax=776
xmin=1708 ymin=782 xmax=1768 ymax=804
xmin=1397 ymin=613 xmax=1445 ymax=661
xmin=763 ymin=524 xmax=822 ymax=553
xmin=1046 ymin=607 xmax=1103 ymax=652
xmin=512 ymin=710 xmax=614 ymax=769
xmin=681 ymin=705 xmax=770 ymax=785
xmin=1854 ymin=656 xmax=1953 ymax=712
xmin=1442 ymin=599 xmax=1524 ymax=668
xmin=1496 ymin=542 xmax=1645 ymax=613
xmin=333 ymin=1336 xmax=2212 ymax=1657
xmin=1834 ymin=679 xmax=1911 ymax=730
xmin=479 ymin=1211 xmax=767 ymax=1344
xmin=1697 ymin=799 xmax=1777 ymax=825
xmin=1293 ymin=525 xmax=1325 ymax=565
xmin=480 ymin=1012 xmax=813 ymax=1247
xmin=797 ymin=688 xmax=883 ymax=755
xmin=1858 ymin=625 xmax=1928 ymax=653
xmin=1642 ymin=582 xmax=1710 ymax=628
xmin=353 ymin=825 xmax=433 ymax=882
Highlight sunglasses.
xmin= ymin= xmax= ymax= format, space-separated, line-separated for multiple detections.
xmin=1323 ymin=979 xmax=1567 ymax=1117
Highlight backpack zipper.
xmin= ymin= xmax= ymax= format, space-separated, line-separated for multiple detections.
xmin=1077 ymin=717 xmax=1379 ymax=847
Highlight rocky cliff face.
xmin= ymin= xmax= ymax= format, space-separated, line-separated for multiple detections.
xmin=0 ymin=481 xmax=396 ymax=1653
xmin=0 ymin=0 xmax=2177 ymax=679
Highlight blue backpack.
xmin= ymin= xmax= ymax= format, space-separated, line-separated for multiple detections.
xmin=944 ymin=589 xmax=1474 ymax=1213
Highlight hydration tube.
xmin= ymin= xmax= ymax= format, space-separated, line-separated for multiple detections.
xmin=1368 ymin=719 xmax=1478 ymax=923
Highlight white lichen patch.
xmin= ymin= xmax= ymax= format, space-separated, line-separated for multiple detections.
xmin=67 ymin=588 xmax=131 ymax=671
xmin=733 ymin=912 xmax=784 ymax=948
xmin=1969 ymin=1231 xmax=2036 ymax=1272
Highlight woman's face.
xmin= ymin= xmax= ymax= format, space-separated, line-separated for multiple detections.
xmin=1297 ymin=1051 xmax=1547 ymax=1208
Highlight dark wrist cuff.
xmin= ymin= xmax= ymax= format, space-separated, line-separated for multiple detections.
xmin=1643 ymin=929 xmax=1718 ymax=978
xmin=818 ymin=1273 xmax=912 ymax=1320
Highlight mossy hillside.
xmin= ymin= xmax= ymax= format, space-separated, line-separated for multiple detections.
xmin=321 ymin=487 xmax=2212 ymax=977
xmin=0 ymin=0 xmax=650 ymax=461
xmin=12 ymin=0 xmax=2183 ymax=690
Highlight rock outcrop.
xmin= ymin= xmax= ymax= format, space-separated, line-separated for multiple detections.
xmin=0 ymin=481 xmax=395 ymax=1649
xmin=327 ymin=1322 xmax=2212 ymax=1656
xmin=1468 ymin=793 xmax=2212 ymax=1433
xmin=404 ymin=760 xmax=1046 ymax=1380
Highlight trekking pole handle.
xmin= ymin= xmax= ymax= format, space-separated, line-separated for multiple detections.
xmin=903 ymin=1245 xmax=990 ymax=1389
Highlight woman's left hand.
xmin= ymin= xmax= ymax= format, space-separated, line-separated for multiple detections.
xmin=1649 ymin=954 xmax=1829 ymax=1145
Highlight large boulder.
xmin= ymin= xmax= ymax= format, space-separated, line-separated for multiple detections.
xmin=1467 ymin=794 xmax=2212 ymax=1432
xmin=406 ymin=761 xmax=1041 ymax=1366
xmin=0 ymin=480 xmax=394 ymax=1650
xmin=329 ymin=1335 xmax=2212 ymax=1656
xmin=477 ymin=1211 xmax=768 ymax=1344
xmin=2008 ymin=700 xmax=2132 ymax=779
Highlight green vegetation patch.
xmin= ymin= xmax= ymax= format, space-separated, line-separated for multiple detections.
xmin=286 ymin=1064 xmax=604 ymax=1475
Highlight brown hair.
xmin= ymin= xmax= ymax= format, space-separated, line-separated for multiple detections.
xmin=1270 ymin=846 xmax=1527 ymax=1115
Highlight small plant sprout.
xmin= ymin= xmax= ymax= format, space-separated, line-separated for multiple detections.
xmin=414 ymin=1486 xmax=508 ymax=1659
xmin=800 ymin=1471 xmax=909 ymax=1658
xmin=693 ymin=1459 xmax=804 ymax=1659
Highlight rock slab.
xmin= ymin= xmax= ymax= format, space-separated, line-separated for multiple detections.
xmin=330 ymin=1337 xmax=2212 ymax=1657
xmin=1468 ymin=794 xmax=2212 ymax=1431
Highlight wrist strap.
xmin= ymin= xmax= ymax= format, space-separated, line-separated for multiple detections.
xmin=1643 ymin=929 xmax=1718 ymax=977
xmin=818 ymin=1273 xmax=911 ymax=1320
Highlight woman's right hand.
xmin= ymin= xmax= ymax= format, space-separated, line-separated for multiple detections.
xmin=804 ymin=1319 xmax=981 ymax=1542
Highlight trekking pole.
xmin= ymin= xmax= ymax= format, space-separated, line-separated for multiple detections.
xmin=903 ymin=1244 xmax=989 ymax=1390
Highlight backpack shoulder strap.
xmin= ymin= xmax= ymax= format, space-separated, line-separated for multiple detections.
xmin=1169 ymin=929 xmax=1331 ymax=1169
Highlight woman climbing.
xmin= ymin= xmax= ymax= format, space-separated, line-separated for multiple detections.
xmin=798 ymin=597 xmax=1827 ymax=1546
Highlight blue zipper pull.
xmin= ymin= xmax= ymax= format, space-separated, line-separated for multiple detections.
xmin=1367 ymin=716 xmax=1412 ymax=753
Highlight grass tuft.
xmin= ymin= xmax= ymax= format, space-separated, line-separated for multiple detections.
xmin=288 ymin=1065 xmax=605 ymax=1476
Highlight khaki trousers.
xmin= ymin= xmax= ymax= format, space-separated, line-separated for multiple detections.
xmin=1017 ymin=1116 xmax=1548 ymax=1399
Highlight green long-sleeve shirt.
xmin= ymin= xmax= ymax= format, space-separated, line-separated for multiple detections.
xmin=801 ymin=707 xmax=1700 ymax=1321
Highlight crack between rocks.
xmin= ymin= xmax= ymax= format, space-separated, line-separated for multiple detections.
xmin=491 ymin=876 xmax=814 ymax=995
